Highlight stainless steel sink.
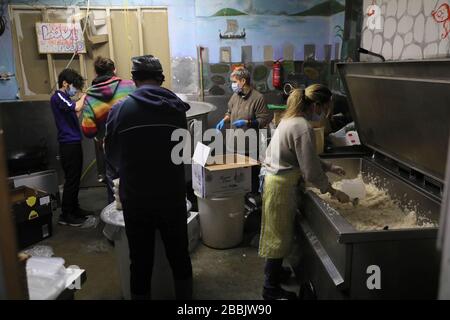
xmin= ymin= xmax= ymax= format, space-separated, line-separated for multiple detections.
xmin=293 ymin=157 xmax=441 ymax=300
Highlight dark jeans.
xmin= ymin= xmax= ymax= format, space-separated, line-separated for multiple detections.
xmin=252 ymin=165 xmax=261 ymax=194
xmin=105 ymin=159 xmax=116 ymax=204
xmin=264 ymin=258 xmax=283 ymax=289
xmin=123 ymin=206 xmax=193 ymax=297
xmin=59 ymin=143 xmax=83 ymax=216
xmin=94 ymin=139 xmax=115 ymax=204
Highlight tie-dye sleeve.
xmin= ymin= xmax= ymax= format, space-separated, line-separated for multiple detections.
xmin=81 ymin=99 xmax=98 ymax=138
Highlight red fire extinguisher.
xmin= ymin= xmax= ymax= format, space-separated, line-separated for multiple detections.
xmin=272 ymin=60 xmax=282 ymax=89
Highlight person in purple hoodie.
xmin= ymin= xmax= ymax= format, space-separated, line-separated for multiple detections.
xmin=50 ymin=69 xmax=91 ymax=227
xmin=105 ymin=55 xmax=192 ymax=300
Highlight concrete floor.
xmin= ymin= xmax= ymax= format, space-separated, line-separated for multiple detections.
xmin=30 ymin=187 xmax=298 ymax=300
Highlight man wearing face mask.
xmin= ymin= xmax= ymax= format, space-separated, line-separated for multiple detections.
xmin=50 ymin=68 xmax=87 ymax=227
xmin=216 ymin=67 xmax=273 ymax=192
xmin=216 ymin=67 xmax=272 ymax=135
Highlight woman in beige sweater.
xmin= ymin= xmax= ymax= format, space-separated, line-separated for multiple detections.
xmin=259 ymin=87 xmax=350 ymax=300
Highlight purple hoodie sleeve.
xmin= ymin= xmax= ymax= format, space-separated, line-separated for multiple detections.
xmin=56 ymin=92 xmax=76 ymax=112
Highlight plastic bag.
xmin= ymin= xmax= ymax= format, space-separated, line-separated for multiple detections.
xmin=27 ymin=256 xmax=65 ymax=278
xmin=80 ymin=215 xmax=100 ymax=229
xmin=22 ymin=245 xmax=54 ymax=258
xmin=329 ymin=122 xmax=356 ymax=147
xmin=26 ymin=256 xmax=66 ymax=300
xmin=101 ymin=203 xmax=125 ymax=226
xmin=103 ymin=224 xmax=121 ymax=241
xmin=85 ymin=240 xmax=111 ymax=254
xmin=113 ymin=178 xmax=122 ymax=210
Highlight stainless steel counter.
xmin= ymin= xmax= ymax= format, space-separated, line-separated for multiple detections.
xmin=292 ymin=157 xmax=441 ymax=299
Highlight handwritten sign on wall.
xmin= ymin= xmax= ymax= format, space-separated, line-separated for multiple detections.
xmin=35 ymin=23 xmax=86 ymax=54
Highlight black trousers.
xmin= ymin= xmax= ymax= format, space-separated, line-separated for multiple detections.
xmin=264 ymin=258 xmax=283 ymax=289
xmin=59 ymin=143 xmax=83 ymax=216
xmin=252 ymin=165 xmax=261 ymax=194
xmin=123 ymin=206 xmax=193 ymax=296
xmin=94 ymin=138 xmax=116 ymax=204
xmin=105 ymin=157 xmax=116 ymax=204
xmin=105 ymin=161 xmax=117 ymax=204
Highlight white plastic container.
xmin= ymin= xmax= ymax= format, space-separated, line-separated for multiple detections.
xmin=196 ymin=192 xmax=245 ymax=249
xmin=340 ymin=178 xmax=366 ymax=200
xmin=26 ymin=257 xmax=66 ymax=300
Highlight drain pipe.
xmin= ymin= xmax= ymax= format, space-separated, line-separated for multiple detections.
xmin=198 ymin=46 xmax=205 ymax=102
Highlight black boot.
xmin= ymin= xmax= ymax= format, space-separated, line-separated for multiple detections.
xmin=175 ymin=277 xmax=193 ymax=300
xmin=262 ymin=286 xmax=297 ymax=300
xmin=75 ymin=207 xmax=95 ymax=218
xmin=279 ymin=266 xmax=293 ymax=284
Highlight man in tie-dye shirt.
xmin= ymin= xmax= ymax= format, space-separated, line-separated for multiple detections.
xmin=82 ymin=57 xmax=135 ymax=202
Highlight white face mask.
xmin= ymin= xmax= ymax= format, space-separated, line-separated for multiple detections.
xmin=231 ymin=82 xmax=241 ymax=94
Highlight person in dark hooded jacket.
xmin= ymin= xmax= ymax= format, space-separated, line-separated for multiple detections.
xmin=81 ymin=57 xmax=135 ymax=203
xmin=105 ymin=55 xmax=192 ymax=300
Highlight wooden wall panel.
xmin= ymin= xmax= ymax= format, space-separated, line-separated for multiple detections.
xmin=110 ymin=9 xmax=140 ymax=80
xmin=142 ymin=9 xmax=172 ymax=89
xmin=12 ymin=10 xmax=51 ymax=99
xmin=53 ymin=55 xmax=82 ymax=82
xmin=10 ymin=6 xmax=172 ymax=98
xmin=84 ymin=43 xmax=111 ymax=86
xmin=83 ymin=9 xmax=112 ymax=86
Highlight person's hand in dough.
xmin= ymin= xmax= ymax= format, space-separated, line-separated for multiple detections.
xmin=333 ymin=190 xmax=351 ymax=203
xmin=330 ymin=165 xmax=346 ymax=176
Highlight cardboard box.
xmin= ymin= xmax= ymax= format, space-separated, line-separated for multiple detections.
xmin=192 ymin=143 xmax=259 ymax=199
xmin=10 ymin=186 xmax=53 ymax=249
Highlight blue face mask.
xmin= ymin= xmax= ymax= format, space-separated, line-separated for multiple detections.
xmin=311 ymin=112 xmax=322 ymax=122
xmin=304 ymin=111 xmax=321 ymax=122
xmin=231 ymin=82 xmax=241 ymax=94
xmin=67 ymin=85 xmax=78 ymax=97
xmin=304 ymin=113 xmax=313 ymax=121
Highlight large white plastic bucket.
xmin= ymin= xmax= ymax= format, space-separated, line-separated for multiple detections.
xmin=196 ymin=193 xmax=245 ymax=249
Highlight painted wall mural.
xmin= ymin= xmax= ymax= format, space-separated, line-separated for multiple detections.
xmin=432 ymin=2 xmax=450 ymax=39
xmin=195 ymin=0 xmax=345 ymax=17
xmin=0 ymin=0 xmax=345 ymax=99
xmin=194 ymin=0 xmax=346 ymax=96
xmin=361 ymin=0 xmax=450 ymax=60
xmin=195 ymin=0 xmax=346 ymax=62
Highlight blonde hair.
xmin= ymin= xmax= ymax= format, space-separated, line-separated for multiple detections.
xmin=283 ymin=88 xmax=313 ymax=119
xmin=305 ymin=84 xmax=332 ymax=106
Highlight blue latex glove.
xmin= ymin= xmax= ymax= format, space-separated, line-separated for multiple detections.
xmin=232 ymin=119 xmax=248 ymax=128
xmin=215 ymin=119 xmax=226 ymax=131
